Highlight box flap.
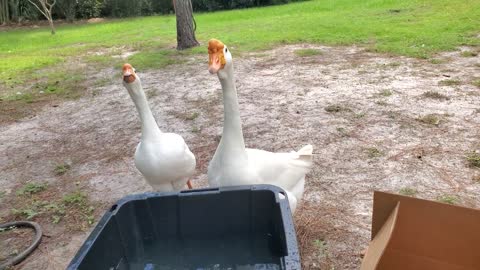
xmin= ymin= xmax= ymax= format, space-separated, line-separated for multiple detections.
xmin=364 ymin=191 xmax=480 ymax=270
xmin=370 ymin=192 xmax=403 ymax=240
xmin=360 ymin=203 xmax=399 ymax=270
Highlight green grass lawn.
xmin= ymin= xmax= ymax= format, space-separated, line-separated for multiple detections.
xmin=1 ymin=0 xmax=479 ymax=95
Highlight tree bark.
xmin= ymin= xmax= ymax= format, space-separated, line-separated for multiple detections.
xmin=0 ymin=0 xmax=9 ymax=24
xmin=5 ymin=0 xmax=9 ymax=24
xmin=48 ymin=17 xmax=55 ymax=34
xmin=10 ymin=0 xmax=20 ymax=22
xmin=28 ymin=0 xmax=56 ymax=34
xmin=173 ymin=0 xmax=199 ymax=50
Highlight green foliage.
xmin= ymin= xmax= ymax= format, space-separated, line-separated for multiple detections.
xmin=418 ymin=114 xmax=441 ymax=126
xmin=313 ymin=239 xmax=327 ymax=257
xmin=191 ymin=126 xmax=200 ymax=133
xmin=77 ymin=0 xmax=104 ymax=18
xmin=151 ymin=0 xmax=173 ymax=14
xmin=103 ymin=0 xmax=152 ymax=18
xmin=379 ymin=89 xmax=393 ymax=97
xmin=56 ymin=0 xmax=77 ymax=22
xmin=472 ymin=79 xmax=480 ymax=88
xmin=437 ymin=195 xmax=459 ymax=205
xmin=399 ymin=187 xmax=417 ymax=197
xmin=294 ymin=48 xmax=322 ymax=57
xmin=63 ymin=191 xmax=87 ymax=205
xmin=127 ymin=50 xmax=178 ymax=69
xmin=354 ymin=112 xmax=366 ymax=119
xmin=54 ymin=163 xmax=71 ymax=175
xmin=422 ymin=91 xmax=449 ymax=100
xmin=5 ymin=92 xmax=34 ymax=103
xmin=192 ymin=0 xmax=304 ymax=12
xmin=12 ymin=200 xmax=61 ymax=220
xmin=439 ymin=79 xmax=461 ymax=86
xmin=325 ymin=104 xmax=350 ymax=113
xmin=52 ymin=215 xmax=62 ymax=224
xmin=63 ymin=191 xmax=95 ymax=225
xmin=429 ymin=58 xmax=444 ymax=64
xmin=466 ymin=152 xmax=480 ymax=168
xmin=375 ymin=100 xmax=388 ymax=106
xmin=460 ymin=50 xmax=478 ymax=57
xmin=1 ymin=0 xmax=480 ymax=87
xmin=3 ymin=0 xmax=40 ymax=23
xmin=16 ymin=183 xmax=48 ymax=196
xmin=336 ymin=127 xmax=349 ymax=137
xmin=12 ymin=207 xmax=41 ymax=219
xmin=186 ymin=112 xmax=200 ymax=120
xmin=366 ymin=147 xmax=383 ymax=158
xmin=11 ymin=190 xmax=94 ymax=225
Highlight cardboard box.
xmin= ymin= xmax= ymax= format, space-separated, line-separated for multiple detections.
xmin=361 ymin=191 xmax=480 ymax=270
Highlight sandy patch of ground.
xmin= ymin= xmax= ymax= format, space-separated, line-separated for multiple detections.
xmin=1 ymin=44 xmax=479 ymax=269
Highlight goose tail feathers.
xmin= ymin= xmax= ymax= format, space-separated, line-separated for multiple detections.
xmin=290 ymin=144 xmax=313 ymax=169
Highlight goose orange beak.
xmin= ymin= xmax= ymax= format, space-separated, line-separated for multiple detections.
xmin=208 ymin=53 xmax=222 ymax=74
xmin=122 ymin=63 xmax=136 ymax=83
xmin=208 ymin=39 xmax=226 ymax=74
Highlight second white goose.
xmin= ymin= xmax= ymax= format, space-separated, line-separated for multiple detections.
xmin=206 ymin=39 xmax=313 ymax=213
xmin=122 ymin=63 xmax=196 ymax=191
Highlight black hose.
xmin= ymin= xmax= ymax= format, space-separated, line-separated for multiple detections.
xmin=0 ymin=221 xmax=42 ymax=269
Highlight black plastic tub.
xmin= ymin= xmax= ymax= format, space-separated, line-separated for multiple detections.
xmin=67 ymin=185 xmax=301 ymax=270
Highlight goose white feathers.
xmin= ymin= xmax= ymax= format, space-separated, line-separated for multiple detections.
xmin=122 ymin=63 xmax=196 ymax=191
xmin=206 ymin=39 xmax=313 ymax=213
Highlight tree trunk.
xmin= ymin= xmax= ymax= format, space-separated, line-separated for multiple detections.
xmin=48 ymin=17 xmax=55 ymax=34
xmin=10 ymin=0 xmax=20 ymax=22
xmin=0 ymin=0 xmax=4 ymax=24
xmin=6 ymin=0 xmax=9 ymax=23
xmin=27 ymin=0 xmax=56 ymax=35
xmin=173 ymin=0 xmax=199 ymax=50
xmin=0 ymin=0 xmax=9 ymax=24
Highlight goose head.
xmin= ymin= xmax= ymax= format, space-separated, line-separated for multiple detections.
xmin=122 ymin=63 xmax=143 ymax=97
xmin=208 ymin=39 xmax=232 ymax=79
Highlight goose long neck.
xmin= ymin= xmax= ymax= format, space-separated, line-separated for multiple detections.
xmin=129 ymin=83 xmax=162 ymax=141
xmin=218 ymin=66 xmax=247 ymax=160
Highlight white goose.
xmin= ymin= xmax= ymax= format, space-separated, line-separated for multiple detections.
xmin=122 ymin=63 xmax=196 ymax=191
xmin=206 ymin=39 xmax=313 ymax=213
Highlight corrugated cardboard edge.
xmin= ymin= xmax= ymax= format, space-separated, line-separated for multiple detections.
xmin=370 ymin=191 xmax=404 ymax=240
xmin=360 ymin=202 xmax=399 ymax=270
xmin=362 ymin=191 xmax=480 ymax=270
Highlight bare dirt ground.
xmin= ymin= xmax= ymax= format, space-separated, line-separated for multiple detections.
xmin=1 ymin=44 xmax=479 ymax=269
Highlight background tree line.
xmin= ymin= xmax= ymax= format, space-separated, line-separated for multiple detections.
xmin=0 ymin=0 xmax=304 ymax=24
